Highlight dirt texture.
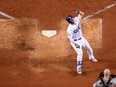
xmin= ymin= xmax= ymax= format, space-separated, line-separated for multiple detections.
xmin=0 ymin=0 xmax=116 ymax=87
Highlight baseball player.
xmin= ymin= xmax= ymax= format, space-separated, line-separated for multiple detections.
xmin=66 ymin=9 xmax=98 ymax=74
xmin=92 ymin=69 xmax=116 ymax=87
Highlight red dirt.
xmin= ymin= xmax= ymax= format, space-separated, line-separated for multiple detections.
xmin=0 ymin=0 xmax=116 ymax=87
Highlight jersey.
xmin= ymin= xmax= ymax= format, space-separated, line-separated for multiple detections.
xmin=67 ymin=14 xmax=83 ymax=44
xmin=92 ymin=77 xmax=116 ymax=87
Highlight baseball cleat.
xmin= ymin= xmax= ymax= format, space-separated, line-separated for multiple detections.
xmin=77 ymin=71 xmax=82 ymax=74
xmin=89 ymin=57 xmax=98 ymax=62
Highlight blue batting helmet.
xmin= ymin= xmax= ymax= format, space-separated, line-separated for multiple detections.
xmin=66 ymin=15 xmax=73 ymax=24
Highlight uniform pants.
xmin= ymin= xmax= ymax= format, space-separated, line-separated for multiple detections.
xmin=70 ymin=37 xmax=95 ymax=71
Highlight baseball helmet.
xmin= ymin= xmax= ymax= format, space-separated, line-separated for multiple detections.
xmin=66 ymin=15 xmax=73 ymax=24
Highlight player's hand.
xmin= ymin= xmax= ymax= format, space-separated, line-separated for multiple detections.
xmin=74 ymin=9 xmax=80 ymax=14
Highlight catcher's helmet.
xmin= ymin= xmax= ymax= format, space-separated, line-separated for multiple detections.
xmin=66 ymin=15 xmax=73 ymax=24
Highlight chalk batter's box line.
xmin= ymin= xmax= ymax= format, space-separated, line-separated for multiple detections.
xmin=99 ymin=18 xmax=103 ymax=48
xmin=0 ymin=11 xmax=15 ymax=20
xmin=83 ymin=3 xmax=116 ymax=20
xmin=99 ymin=18 xmax=102 ymax=39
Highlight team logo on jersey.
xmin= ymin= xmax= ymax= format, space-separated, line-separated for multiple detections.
xmin=73 ymin=25 xmax=81 ymax=33
xmin=73 ymin=29 xmax=78 ymax=33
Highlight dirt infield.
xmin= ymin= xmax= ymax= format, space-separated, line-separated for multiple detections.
xmin=0 ymin=0 xmax=116 ymax=87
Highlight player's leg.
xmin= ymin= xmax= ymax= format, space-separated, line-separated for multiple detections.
xmin=81 ymin=37 xmax=98 ymax=62
xmin=70 ymin=42 xmax=83 ymax=74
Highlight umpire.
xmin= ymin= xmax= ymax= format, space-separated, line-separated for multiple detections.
xmin=92 ymin=69 xmax=116 ymax=87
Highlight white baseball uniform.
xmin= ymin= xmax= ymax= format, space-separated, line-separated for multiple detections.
xmin=67 ymin=14 xmax=95 ymax=73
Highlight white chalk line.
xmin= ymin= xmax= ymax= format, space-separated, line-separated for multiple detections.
xmin=0 ymin=11 xmax=15 ymax=20
xmin=83 ymin=3 xmax=116 ymax=20
xmin=99 ymin=18 xmax=102 ymax=34
xmin=99 ymin=18 xmax=103 ymax=48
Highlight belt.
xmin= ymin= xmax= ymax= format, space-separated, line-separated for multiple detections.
xmin=74 ymin=38 xmax=81 ymax=41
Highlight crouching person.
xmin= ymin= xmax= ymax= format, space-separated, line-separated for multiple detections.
xmin=92 ymin=69 xmax=116 ymax=87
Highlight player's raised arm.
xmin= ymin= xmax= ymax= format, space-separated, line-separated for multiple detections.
xmin=75 ymin=9 xmax=84 ymax=17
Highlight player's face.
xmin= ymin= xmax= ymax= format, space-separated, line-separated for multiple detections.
xmin=71 ymin=18 xmax=75 ymax=24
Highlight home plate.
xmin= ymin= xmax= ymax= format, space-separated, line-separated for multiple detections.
xmin=42 ymin=30 xmax=57 ymax=37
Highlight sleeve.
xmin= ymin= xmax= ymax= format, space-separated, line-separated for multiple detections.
xmin=92 ymin=78 xmax=101 ymax=87
xmin=111 ymin=77 xmax=116 ymax=85
xmin=92 ymin=83 xmax=97 ymax=87
xmin=78 ymin=14 xmax=82 ymax=20
xmin=67 ymin=28 xmax=76 ymax=44
xmin=75 ymin=14 xmax=81 ymax=21
xmin=113 ymin=78 xmax=116 ymax=84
